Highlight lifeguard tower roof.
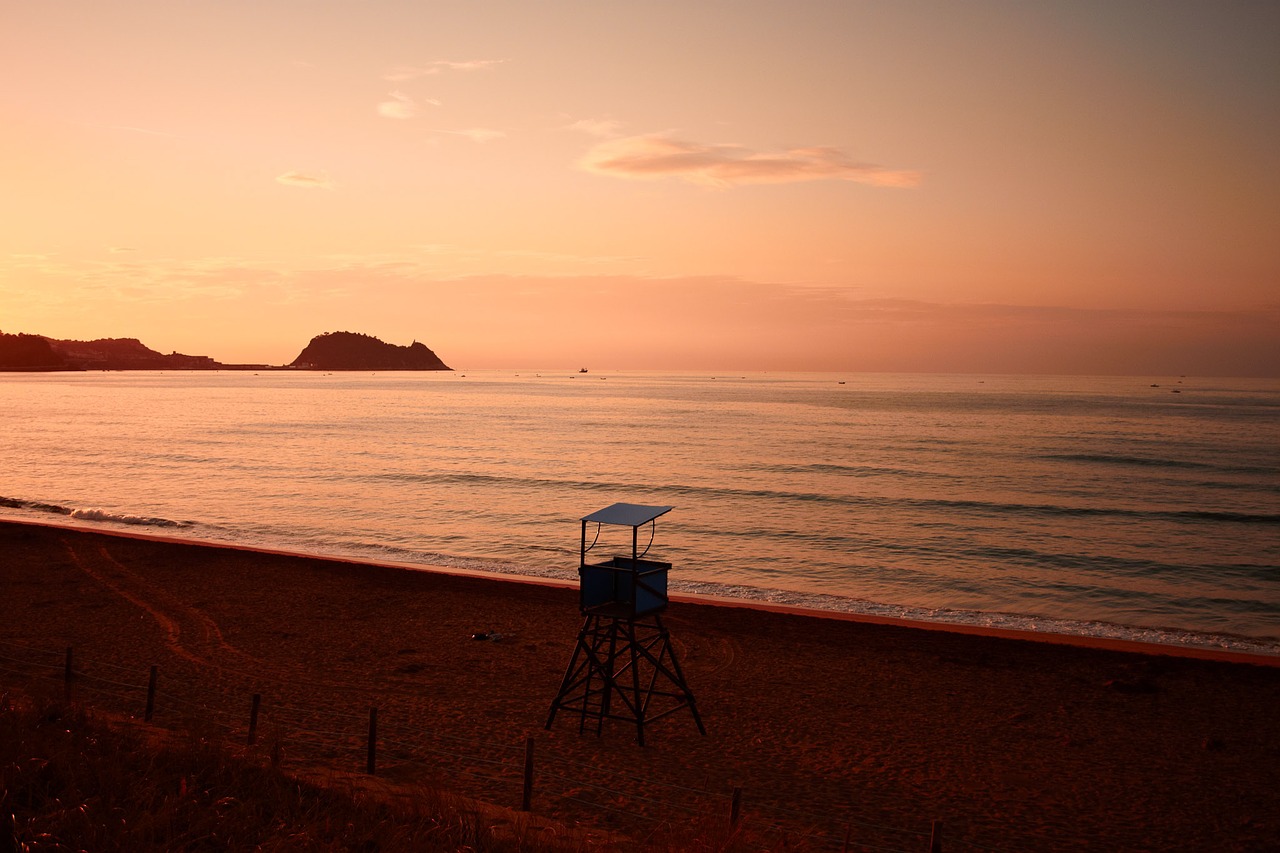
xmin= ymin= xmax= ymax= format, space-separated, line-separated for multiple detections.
xmin=582 ymin=503 xmax=673 ymax=527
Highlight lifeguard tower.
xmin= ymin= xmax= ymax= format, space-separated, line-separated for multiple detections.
xmin=545 ymin=503 xmax=705 ymax=745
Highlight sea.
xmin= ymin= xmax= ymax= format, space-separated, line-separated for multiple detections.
xmin=2 ymin=370 xmax=1277 ymax=655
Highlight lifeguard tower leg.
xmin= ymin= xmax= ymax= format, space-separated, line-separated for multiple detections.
xmin=545 ymin=616 xmax=591 ymax=730
xmin=657 ymin=614 xmax=706 ymax=736
xmin=628 ymin=620 xmax=647 ymax=746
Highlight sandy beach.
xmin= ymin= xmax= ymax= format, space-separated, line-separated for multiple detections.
xmin=2 ymin=518 xmax=1277 ymax=851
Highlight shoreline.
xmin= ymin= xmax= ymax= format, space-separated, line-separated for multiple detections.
xmin=7 ymin=516 xmax=1277 ymax=667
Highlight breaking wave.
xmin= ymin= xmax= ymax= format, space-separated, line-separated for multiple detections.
xmin=0 ymin=496 xmax=189 ymax=529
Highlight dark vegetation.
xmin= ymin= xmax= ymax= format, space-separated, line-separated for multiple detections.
xmin=0 ymin=690 xmax=776 ymax=852
xmin=0 ymin=334 xmax=62 ymax=370
xmin=0 ymin=691 xmax=572 ymax=851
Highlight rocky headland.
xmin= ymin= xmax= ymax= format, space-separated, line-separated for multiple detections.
xmin=287 ymin=331 xmax=450 ymax=371
xmin=0 ymin=330 xmax=451 ymax=372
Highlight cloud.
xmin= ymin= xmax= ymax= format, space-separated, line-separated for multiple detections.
xmin=384 ymin=59 xmax=506 ymax=82
xmin=409 ymin=243 xmax=642 ymax=276
xmin=566 ymin=118 xmax=623 ymax=138
xmin=435 ymin=128 xmax=505 ymax=143
xmin=376 ymin=91 xmax=419 ymax=119
xmin=580 ymin=134 xmax=921 ymax=188
xmin=106 ymin=125 xmax=182 ymax=138
xmin=275 ymin=171 xmax=334 ymax=190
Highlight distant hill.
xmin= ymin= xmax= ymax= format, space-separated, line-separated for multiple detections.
xmin=0 ymin=332 xmax=222 ymax=371
xmin=0 ymin=330 xmax=451 ymax=372
xmin=0 ymin=333 xmax=64 ymax=370
xmin=288 ymin=331 xmax=451 ymax=371
xmin=50 ymin=337 xmax=222 ymax=370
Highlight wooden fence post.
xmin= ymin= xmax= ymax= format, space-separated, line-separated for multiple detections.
xmin=145 ymin=666 xmax=157 ymax=722
xmin=247 ymin=693 xmax=261 ymax=745
xmin=366 ymin=707 xmax=378 ymax=775
xmin=730 ymin=786 xmax=742 ymax=829
xmin=929 ymin=819 xmax=942 ymax=852
xmin=63 ymin=647 xmax=73 ymax=703
xmin=522 ymin=737 xmax=535 ymax=811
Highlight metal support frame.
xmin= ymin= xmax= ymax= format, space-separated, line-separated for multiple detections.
xmin=545 ymin=612 xmax=705 ymax=746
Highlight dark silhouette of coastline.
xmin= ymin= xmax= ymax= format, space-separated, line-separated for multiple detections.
xmin=0 ymin=330 xmax=450 ymax=372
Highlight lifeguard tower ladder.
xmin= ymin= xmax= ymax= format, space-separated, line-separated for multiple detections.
xmin=545 ymin=503 xmax=705 ymax=746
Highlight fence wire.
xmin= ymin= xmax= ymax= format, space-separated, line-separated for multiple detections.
xmin=1 ymin=639 xmax=1038 ymax=851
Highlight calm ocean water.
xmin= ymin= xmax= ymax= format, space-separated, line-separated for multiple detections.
xmin=2 ymin=370 xmax=1277 ymax=653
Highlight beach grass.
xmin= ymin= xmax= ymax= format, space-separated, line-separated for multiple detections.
xmin=3 ymin=688 xmax=799 ymax=852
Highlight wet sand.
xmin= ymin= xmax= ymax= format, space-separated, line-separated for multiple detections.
xmin=2 ymin=519 xmax=1277 ymax=850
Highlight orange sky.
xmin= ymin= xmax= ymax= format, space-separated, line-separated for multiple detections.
xmin=2 ymin=1 xmax=1277 ymax=374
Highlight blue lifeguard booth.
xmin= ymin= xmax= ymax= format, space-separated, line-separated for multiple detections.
xmin=545 ymin=503 xmax=705 ymax=745
xmin=578 ymin=502 xmax=673 ymax=618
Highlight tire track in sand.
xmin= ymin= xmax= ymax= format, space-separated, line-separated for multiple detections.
xmin=63 ymin=537 xmax=268 ymax=673
xmin=60 ymin=537 xmax=428 ymax=698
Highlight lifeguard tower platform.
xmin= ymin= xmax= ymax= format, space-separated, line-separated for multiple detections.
xmin=545 ymin=503 xmax=705 ymax=745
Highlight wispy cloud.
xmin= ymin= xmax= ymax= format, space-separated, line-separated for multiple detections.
xmin=275 ymin=171 xmax=335 ymax=190
xmin=434 ymin=128 xmax=506 ymax=143
xmin=106 ymin=125 xmax=182 ymax=138
xmin=580 ymin=134 xmax=921 ymax=188
xmin=411 ymin=243 xmax=642 ymax=275
xmin=376 ymin=91 xmax=442 ymax=119
xmin=376 ymin=91 xmax=419 ymax=119
xmin=566 ymin=118 xmax=623 ymax=138
xmin=384 ymin=59 xmax=506 ymax=82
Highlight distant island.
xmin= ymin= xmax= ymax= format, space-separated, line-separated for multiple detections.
xmin=288 ymin=332 xmax=450 ymax=371
xmin=0 ymin=330 xmax=451 ymax=372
